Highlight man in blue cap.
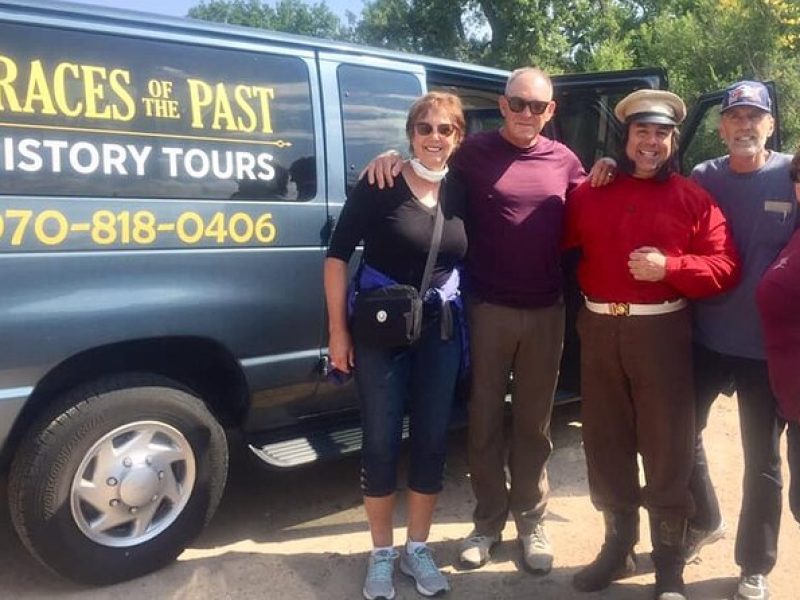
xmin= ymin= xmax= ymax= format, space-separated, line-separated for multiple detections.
xmin=688 ymin=80 xmax=800 ymax=600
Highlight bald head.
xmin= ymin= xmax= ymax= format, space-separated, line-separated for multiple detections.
xmin=505 ymin=67 xmax=553 ymax=100
xmin=499 ymin=67 xmax=556 ymax=148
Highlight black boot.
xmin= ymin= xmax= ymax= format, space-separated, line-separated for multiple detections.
xmin=573 ymin=511 xmax=638 ymax=592
xmin=650 ymin=516 xmax=688 ymax=600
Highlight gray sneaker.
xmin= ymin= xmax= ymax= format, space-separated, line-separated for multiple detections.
xmin=400 ymin=546 xmax=449 ymax=597
xmin=520 ymin=522 xmax=553 ymax=574
xmin=458 ymin=530 xmax=501 ymax=568
xmin=735 ymin=574 xmax=769 ymax=600
xmin=684 ymin=521 xmax=726 ymax=563
xmin=363 ymin=548 xmax=398 ymax=600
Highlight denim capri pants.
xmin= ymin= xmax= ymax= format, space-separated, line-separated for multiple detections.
xmin=354 ymin=308 xmax=462 ymax=497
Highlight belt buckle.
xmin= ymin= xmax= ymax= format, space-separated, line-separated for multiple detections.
xmin=610 ymin=302 xmax=630 ymax=316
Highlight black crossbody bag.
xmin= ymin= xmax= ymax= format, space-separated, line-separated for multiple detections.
xmin=351 ymin=197 xmax=444 ymax=348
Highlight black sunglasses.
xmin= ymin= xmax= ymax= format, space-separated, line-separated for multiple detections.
xmin=506 ymin=96 xmax=551 ymax=115
xmin=414 ymin=122 xmax=456 ymax=137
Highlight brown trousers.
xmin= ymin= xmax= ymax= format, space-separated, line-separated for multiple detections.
xmin=577 ymin=306 xmax=695 ymax=520
xmin=467 ymin=297 xmax=565 ymax=536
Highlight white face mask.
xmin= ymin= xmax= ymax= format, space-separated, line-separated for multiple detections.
xmin=409 ymin=158 xmax=448 ymax=183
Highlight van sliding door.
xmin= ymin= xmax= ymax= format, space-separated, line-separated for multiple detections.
xmin=313 ymin=53 xmax=425 ymax=414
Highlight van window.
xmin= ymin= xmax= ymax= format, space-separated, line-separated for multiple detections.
xmin=553 ymin=88 xmax=628 ymax=168
xmin=681 ymin=105 xmax=726 ymax=173
xmin=429 ymin=83 xmax=502 ymax=135
xmin=0 ymin=22 xmax=316 ymax=201
xmin=338 ymin=65 xmax=421 ymax=193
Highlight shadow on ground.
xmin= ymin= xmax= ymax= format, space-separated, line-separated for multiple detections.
xmin=0 ymin=402 xmax=742 ymax=599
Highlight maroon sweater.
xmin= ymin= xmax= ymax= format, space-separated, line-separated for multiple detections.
xmin=757 ymin=229 xmax=800 ymax=422
xmin=451 ymin=131 xmax=585 ymax=308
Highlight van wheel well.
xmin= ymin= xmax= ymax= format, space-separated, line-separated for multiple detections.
xmin=3 ymin=337 xmax=248 ymax=467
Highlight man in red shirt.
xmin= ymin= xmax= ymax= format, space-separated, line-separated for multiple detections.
xmin=564 ymin=90 xmax=740 ymax=600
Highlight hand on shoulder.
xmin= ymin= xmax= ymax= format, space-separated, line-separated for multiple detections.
xmin=359 ymin=150 xmax=405 ymax=189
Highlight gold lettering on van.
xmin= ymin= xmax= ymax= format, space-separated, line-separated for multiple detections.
xmin=0 ymin=56 xmax=24 ymax=112
xmin=23 ymin=60 xmax=57 ymax=115
xmin=53 ymin=63 xmax=83 ymax=117
xmin=187 ymin=78 xmax=274 ymax=134
xmin=0 ymin=55 xmax=136 ymax=122
xmin=109 ymin=70 xmax=135 ymax=121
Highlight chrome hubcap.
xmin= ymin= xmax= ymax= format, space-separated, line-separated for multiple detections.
xmin=70 ymin=421 xmax=196 ymax=547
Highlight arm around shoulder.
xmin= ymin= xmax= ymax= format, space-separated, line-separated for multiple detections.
xmin=663 ymin=186 xmax=740 ymax=297
xmin=358 ymin=150 xmax=405 ymax=189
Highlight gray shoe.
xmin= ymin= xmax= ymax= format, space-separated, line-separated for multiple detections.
xmin=684 ymin=521 xmax=726 ymax=563
xmin=458 ymin=530 xmax=501 ymax=568
xmin=363 ymin=548 xmax=398 ymax=600
xmin=735 ymin=574 xmax=769 ymax=600
xmin=400 ymin=546 xmax=449 ymax=596
xmin=520 ymin=522 xmax=553 ymax=574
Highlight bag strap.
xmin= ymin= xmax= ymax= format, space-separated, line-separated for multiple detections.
xmin=353 ymin=256 xmax=365 ymax=293
xmin=419 ymin=183 xmax=445 ymax=294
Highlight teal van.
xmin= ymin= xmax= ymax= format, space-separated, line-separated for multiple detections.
xmin=0 ymin=0 xmax=768 ymax=585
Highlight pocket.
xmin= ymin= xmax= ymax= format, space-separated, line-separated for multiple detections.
xmin=753 ymin=206 xmax=793 ymax=250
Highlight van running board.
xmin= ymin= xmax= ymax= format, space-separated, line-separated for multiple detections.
xmin=248 ymin=390 xmax=578 ymax=469
xmin=249 ymin=416 xmax=410 ymax=468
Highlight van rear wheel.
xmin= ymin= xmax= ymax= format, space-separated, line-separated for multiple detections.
xmin=8 ymin=375 xmax=228 ymax=584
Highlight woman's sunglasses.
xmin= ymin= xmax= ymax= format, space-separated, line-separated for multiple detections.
xmin=414 ymin=122 xmax=456 ymax=137
xmin=506 ymin=96 xmax=551 ymax=115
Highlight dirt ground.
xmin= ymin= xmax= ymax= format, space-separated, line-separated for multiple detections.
xmin=0 ymin=396 xmax=798 ymax=599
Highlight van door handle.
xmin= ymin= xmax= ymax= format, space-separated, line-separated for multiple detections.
xmin=321 ymin=216 xmax=335 ymax=245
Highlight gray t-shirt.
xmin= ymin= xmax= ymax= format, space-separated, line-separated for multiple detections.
xmin=692 ymin=151 xmax=797 ymax=359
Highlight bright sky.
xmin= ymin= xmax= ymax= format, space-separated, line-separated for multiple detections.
xmin=76 ymin=0 xmax=366 ymax=20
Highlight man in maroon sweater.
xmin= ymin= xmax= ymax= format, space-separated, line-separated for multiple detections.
xmin=364 ymin=68 xmax=585 ymax=574
xmin=756 ymin=147 xmax=800 ymax=525
xmin=757 ymin=147 xmax=800 ymax=424
xmin=564 ymin=90 xmax=739 ymax=600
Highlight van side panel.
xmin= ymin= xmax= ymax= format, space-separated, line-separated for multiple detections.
xmin=0 ymin=18 xmax=330 ymax=448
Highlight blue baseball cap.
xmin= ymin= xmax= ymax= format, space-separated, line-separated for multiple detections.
xmin=721 ymin=81 xmax=772 ymax=114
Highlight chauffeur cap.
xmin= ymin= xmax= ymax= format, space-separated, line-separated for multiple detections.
xmin=614 ymin=89 xmax=687 ymax=126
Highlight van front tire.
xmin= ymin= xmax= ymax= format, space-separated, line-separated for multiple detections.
xmin=8 ymin=375 xmax=228 ymax=585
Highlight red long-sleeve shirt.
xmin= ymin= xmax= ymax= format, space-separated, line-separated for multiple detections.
xmin=564 ymin=173 xmax=739 ymax=303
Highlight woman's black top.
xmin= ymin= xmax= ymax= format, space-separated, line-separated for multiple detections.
xmin=327 ymin=174 xmax=468 ymax=289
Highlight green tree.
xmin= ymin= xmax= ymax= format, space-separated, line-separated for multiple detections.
xmin=188 ymin=0 xmax=352 ymax=41
xmin=354 ymin=0 xmax=477 ymax=60
xmin=355 ymin=0 xmax=599 ymax=70
xmin=188 ymin=0 xmax=800 ymax=149
xmin=630 ymin=0 xmax=800 ymax=151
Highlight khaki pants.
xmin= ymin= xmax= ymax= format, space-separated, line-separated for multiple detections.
xmin=577 ymin=306 xmax=695 ymax=520
xmin=467 ymin=296 xmax=564 ymax=536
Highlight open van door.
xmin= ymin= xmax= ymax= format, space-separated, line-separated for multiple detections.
xmin=550 ymin=68 xmax=668 ymax=169
xmin=679 ymin=82 xmax=781 ymax=174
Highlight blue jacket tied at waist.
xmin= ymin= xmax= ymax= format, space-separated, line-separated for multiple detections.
xmin=348 ymin=263 xmax=468 ymax=369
